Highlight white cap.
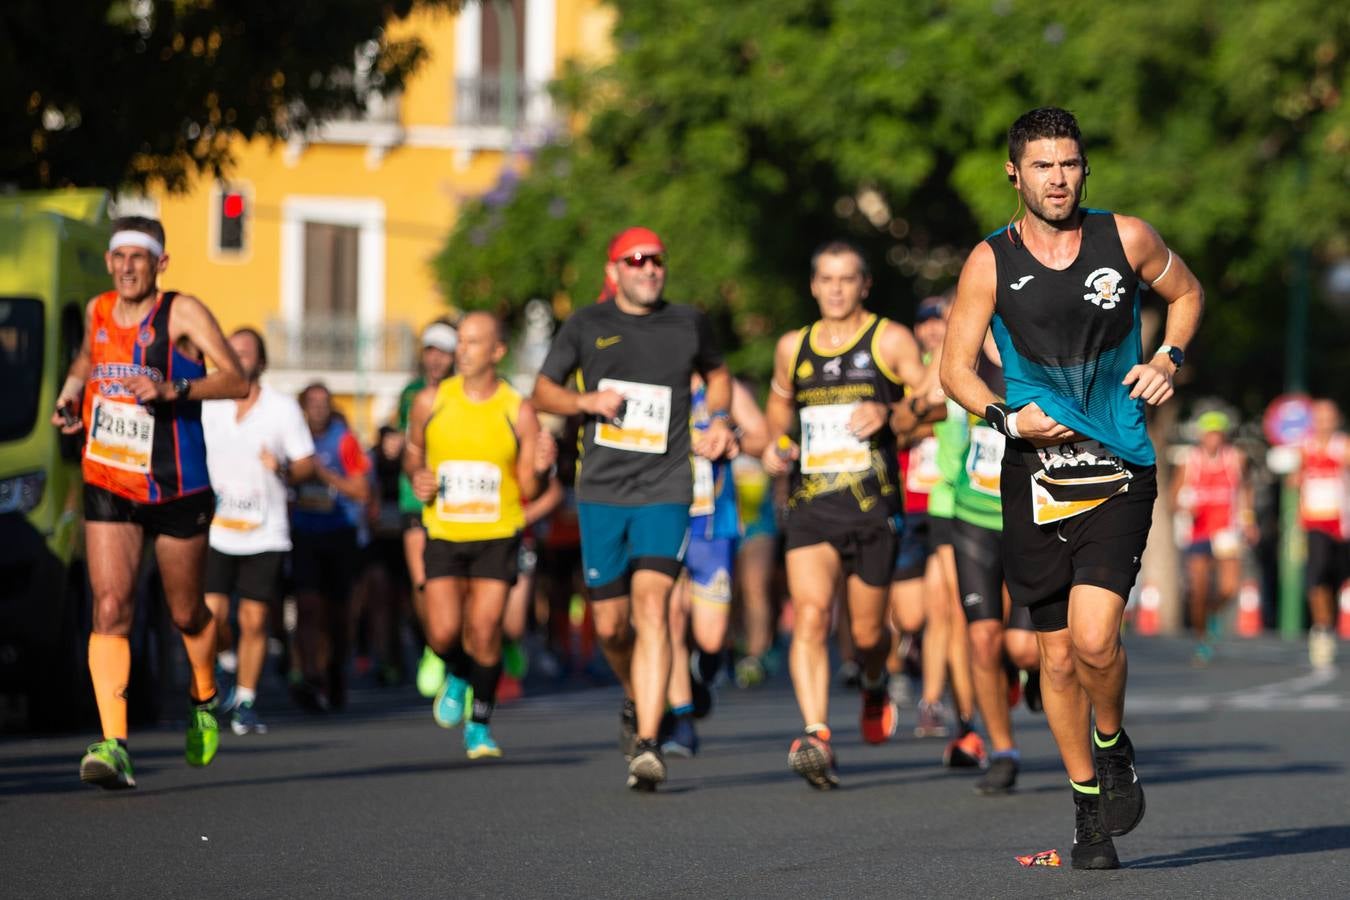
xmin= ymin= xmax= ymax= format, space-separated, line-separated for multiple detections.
xmin=421 ymin=323 xmax=458 ymax=353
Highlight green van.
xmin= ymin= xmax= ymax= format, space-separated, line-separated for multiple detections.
xmin=0 ymin=190 xmax=172 ymax=731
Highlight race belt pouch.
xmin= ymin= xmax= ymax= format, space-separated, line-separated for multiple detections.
xmin=1024 ymin=439 xmax=1133 ymax=525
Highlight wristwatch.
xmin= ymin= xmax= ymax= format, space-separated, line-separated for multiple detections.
xmin=172 ymin=377 xmax=192 ymax=401
xmin=1155 ymin=345 xmax=1185 ymax=370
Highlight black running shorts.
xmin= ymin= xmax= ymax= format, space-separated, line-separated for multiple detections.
xmin=1001 ymin=448 xmax=1157 ymax=632
xmin=204 ymin=548 xmax=284 ymax=605
xmin=291 ymin=528 xmax=359 ymax=600
xmin=785 ymin=512 xmax=900 ymax=588
xmin=927 ymin=514 xmax=954 ymax=551
xmin=952 ymin=517 xmax=1004 ymax=624
xmin=424 ymin=533 xmax=523 ymax=584
xmin=84 ymin=484 xmax=214 ymax=539
xmin=950 ymin=518 xmax=1035 ymax=630
xmin=1305 ymin=529 xmax=1349 ymax=591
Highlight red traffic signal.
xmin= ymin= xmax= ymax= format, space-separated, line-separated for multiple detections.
xmin=222 ymin=192 xmax=245 ymax=219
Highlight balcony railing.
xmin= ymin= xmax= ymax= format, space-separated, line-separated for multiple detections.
xmin=265 ymin=317 xmax=416 ymax=374
xmin=454 ymin=74 xmax=553 ymax=128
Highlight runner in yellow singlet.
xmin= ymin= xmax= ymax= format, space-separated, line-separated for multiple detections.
xmin=405 ymin=312 xmax=556 ymax=758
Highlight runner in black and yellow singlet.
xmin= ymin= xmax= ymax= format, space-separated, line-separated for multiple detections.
xmin=405 ymin=312 xmax=555 ymax=759
xmin=52 ymin=216 xmax=247 ymax=789
xmin=762 ymin=239 xmax=927 ymax=789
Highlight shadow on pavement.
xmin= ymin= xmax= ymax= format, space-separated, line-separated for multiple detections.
xmin=1128 ymin=825 xmax=1350 ymax=868
xmin=113 ymin=753 xmax=590 ymax=798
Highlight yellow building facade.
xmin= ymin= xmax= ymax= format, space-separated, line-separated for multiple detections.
xmin=134 ymin=1 xmax=613 ymax=435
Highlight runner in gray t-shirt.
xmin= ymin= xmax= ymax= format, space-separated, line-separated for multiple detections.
xmin=534 ymin=227 xmax=735 ymax=791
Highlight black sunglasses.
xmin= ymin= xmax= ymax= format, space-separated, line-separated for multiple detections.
xmin=618 ymin=252 xmax=666 ymax=269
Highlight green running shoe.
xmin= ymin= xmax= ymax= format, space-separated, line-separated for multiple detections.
xmin=186 ymin=699 xmax=220 ymax=767
xmin=464 ymin=721 xmax=503 ymax=759
xmin=417 ymin=646 xmax=446 ymax=699
xmin=434 ymin=674 xmax=469 ymax=728
xmin=80 ymin=739 xmax=136 ymax=790
xmin=503 ymin=640 xmax=528 ymax=681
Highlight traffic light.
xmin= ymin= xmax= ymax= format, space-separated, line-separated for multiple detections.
xmin=217 ymin=188 xmax=247 ymax=253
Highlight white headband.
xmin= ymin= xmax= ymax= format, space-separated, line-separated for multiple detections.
xmin=109 ymin=230 xmax=164 ymax=258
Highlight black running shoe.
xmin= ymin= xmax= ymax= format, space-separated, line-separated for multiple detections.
xmin=1022 ymin=670 xmax=1043 ymax=713
xmin=691 ymin=676 xmax=714 ymax=720
xmin=788 ymin=731 xmax=839 ymax=790
xmin=1094 ymin=728 xmax=1145 ymax=836
xmin=974 ymin=755 xmax=1018 ymax=795
xmin=1071 ymin=790 xmax=1120 ymax=870
xmin=626 ymin=739 xmax=666 ymax=792
xmin=620 ymin=698 xmax=639 ymax=761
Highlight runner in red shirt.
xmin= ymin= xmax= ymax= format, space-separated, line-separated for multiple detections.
xmin=1171 ymin=411 xmax=1255 ymax=664
xmin=1296 ymin=399 xmax=1349 ymax=668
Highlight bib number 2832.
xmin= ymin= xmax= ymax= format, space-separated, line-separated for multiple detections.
xmin=86 ymin=394 xmax=155 ymax=474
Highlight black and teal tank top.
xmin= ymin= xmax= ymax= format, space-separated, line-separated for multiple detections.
xmin=986 ymin=210 xmax=1153 ymax=466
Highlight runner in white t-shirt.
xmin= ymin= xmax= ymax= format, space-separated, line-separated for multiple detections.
xmin=202 ymin=329 xmax=316 ymax=734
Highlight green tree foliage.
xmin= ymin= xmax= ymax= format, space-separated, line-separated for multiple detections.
xmin=1 ymin=0 xmax=464 ymax=191
xmin=440 ymin=0 xmax=1349 ymax=405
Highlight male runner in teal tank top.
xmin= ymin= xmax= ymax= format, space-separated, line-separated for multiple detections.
xmin=941 ymin=107 xmax=1203 ymax=869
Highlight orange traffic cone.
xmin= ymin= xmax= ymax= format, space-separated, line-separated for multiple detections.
xmin=1236 ymin=580 xmax=1263 ymax=638
xmin=1338 ymin=581 xmax=1350 ymax=640
xmin=1135 ymin=583 xmax=1161 ymax=636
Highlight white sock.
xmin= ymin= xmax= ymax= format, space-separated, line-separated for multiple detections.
xmin=234 ymin=686 xmax=256 ymax=706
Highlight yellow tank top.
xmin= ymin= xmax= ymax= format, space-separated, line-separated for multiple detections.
xmin=422 ymin=375 xmax=526 ymax=542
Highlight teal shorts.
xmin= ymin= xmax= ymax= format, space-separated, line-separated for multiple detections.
xmin=578 ymin=501 xmax=690 ymax=600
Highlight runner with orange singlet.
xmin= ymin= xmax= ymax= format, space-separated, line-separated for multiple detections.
xmin=52 ymin=216 xmax=247 ymax=789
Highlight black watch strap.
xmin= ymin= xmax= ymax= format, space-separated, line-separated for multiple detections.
xmin=173 ymin=377 xmax=192 ymax=401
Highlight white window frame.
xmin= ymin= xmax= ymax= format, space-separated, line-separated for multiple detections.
xmin=279 ymin=196 xmax=386 ymax=371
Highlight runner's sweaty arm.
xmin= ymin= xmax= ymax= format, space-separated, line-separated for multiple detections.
xmin=865 ymin=320 xmax=927 ymax=439
xmin=694 ymin=364 xmax=738 ymax=460
xmin=119 ymin=295 xmax=248 ymax=404
xmin=51 ymin=298 xmax=98 ymax=433
xmin=1115 ymin=216 xmax=1203 ymax=405
xmin=404 ymin=385 xmax=439 ymax=503
xmin=760 ymin=329 xmax=802 ymax=476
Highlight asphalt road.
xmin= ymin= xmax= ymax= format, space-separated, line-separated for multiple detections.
xmin=4 ymin=636 xmax=1349 ymax=899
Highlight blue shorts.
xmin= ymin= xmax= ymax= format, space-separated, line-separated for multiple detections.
xmin=892 ymin=511 xmax=932 ymax=582
xmin=686 ymin=535 xmax=737 ymax=607
xmin=578 ymin=501 xmax=690 ymax=600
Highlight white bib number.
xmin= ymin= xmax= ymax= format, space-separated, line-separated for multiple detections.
xmin=1211 ymin=528 xmax=1242 ymax=560
xmin=86 ymin=395 xmax=154 ymax=474
xmin=213 ymin=485 xmax=265 ymax=534
xmin=436 ymin=461 xmax=502 ymax=523
xmin=214 ymin=483 xmax=266 ymax=532
xmin=1302 ymin=475 xmax=1345 ymax=521
xmin=906 ymin=436 xmax=941 ymax=494
xmin=965 ymin=425 xmax=1005 ymax=497
xmin=595 ymin=379 xmax=671 ymax=455
xmin=800 ymin=404 xmax=870 ymax=474
xmin=691 ymin=456 xmax=715 ymax=517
